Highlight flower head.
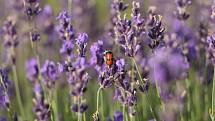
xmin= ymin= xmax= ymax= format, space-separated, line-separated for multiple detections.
xmin=114 ymin=111 xmax=123 ymax=121
xmin=174 ymin=0 xmax=191 ymax=20
xmin=76 ymin=33 xmax=88 ymax=57
xmin=33 ymin=82 xmax=50 ymax=121
xmin=90 ymin=40 xmax=105 ymax=71
xmin=26 ymin=58 xmax=39 ymax=82
xmin=41 ymin=60 xmax=59 ymax=88
xmin=2 ymin=17 xmax=18 ymax=48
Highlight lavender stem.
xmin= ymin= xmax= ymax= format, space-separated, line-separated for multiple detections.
xmin=210 ymin=68 xmax=215 ymax=121
xmin=77 ymin=96 xmax=80 ymax=121
xmin=96 ymin=86 xmax=103 ymax=114
xmin=68 ymin=0 xmax=72 ymax=14
xmin=12 ymin=65 xmax=25 ymax=119
xmin=131 ymin=57 xmax=145 ymax=85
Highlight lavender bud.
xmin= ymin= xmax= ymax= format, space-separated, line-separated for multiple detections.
xmin=76 ymin=33 xmax=89 ymax=57
xmin=114 ymin=111 xmax=123 ymax=121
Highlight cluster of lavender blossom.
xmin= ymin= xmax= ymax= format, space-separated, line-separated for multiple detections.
xmin=0 ymin=0 xmax=215 ymax=121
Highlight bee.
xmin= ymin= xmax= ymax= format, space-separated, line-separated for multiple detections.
xmin=104 ymin=50 xmax=114 ymax=66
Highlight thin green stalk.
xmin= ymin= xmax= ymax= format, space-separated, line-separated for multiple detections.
xmin=101 ymin=91 xmax=104 ymax=120
xmin=131 ymin=57 xmax=145 ymax=84
xmin=151 ymin=51 xmax=165 ymax=111
xmin=83 ymin=112 xmax=86 ymax=121
xmin=123 ymin=105 xmax=125 ymax=120
xmin=53 ymin=86 xmax=58 ymax=121
xmin=78 ymin=96 xmax=80 ymax=121
xmin=96 ymin=86 xmax=103 ymax=112
xmin=12 ymin=65 xmax=25 ymax=118
xmin=49 ymin=88 xmax=57 ymax=121
xmin=68 ymin=0 xmax=72 ymax=14
xmin=180 ymin=112 xmax=184 ymax=121
xmin=154 ymin=78 xmax=165 ymax=111
xmin=125 ymin=109 xmax=129 ymax=121
xmin=186 ymin=79 xmax=191 ymax=120
xmin=186 ymin=79 xmax=190 ymax=113
xmin=149 ymin=105 xmax=157 ymax=121
xmin=210 ymin=68 xmax=215 ymax=121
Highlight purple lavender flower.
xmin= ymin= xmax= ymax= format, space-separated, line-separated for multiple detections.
xmin=26 ymin=58 xmax=39 ymax=82
xmin=71 ymin=103 xmax=88 ymax=113
xmin=2 ymin=17 xmax=19 ymax=65
xmin=98 ymin=65 xmax=117 ymax=88
xmin=90 ymin=40 xmax=105 ymax=72
xmin=25 ymin=0 xmax=42 ymax=18
xmin=33 ymin=82 xmax=50 ymax=121
xmin=169 ymin=20 xmax=198 ymax=61
xmin=108 ymin=0 xmax=129 ymax=38
xmin=66 ymin=57 xmax=89 ymax=114
xmin=58 ymin=61 xmax=75 ymax=73
xmin=116 ymin=59 xmax=125 ymax=73
xmin=206 ymin=33 xmax=215 ymax=64
xmin=41 ymin=60 xmax=59 ymax=88
xmin=174 ymin=0 xmax=191 ymax=21
xmin=147 ymin=14 xmax=165 ymax=49
xmin=0 ymin=68 xmax=10 ymax=109
xmin=114 ymin=111 xmax=123 ymax=121
xmin=56 ymin=11 xmax=75 ymax=42
xmin=57 ymin=11 xmax=76 ymax=59
xmin=60 ymin=40 xmax=74 ymax=58
xmin=68 ymin=57 xmax=89 ymax=97
xmin=76 ymin=33 xmax=88 ymax=57
xmin=30 ymin=32 xmax=40 ymax=42
xmin=57 ymin=11 xmax=72 ymax=27
xmin=112 ymin=1 xmax=145 ymax=57
xmin=2 ymin=17 xmax=18 ymax=48
xmin=148 ymin=47 xmax=189 ymax=85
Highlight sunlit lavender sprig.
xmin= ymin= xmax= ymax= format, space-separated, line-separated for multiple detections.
xmin=94 ymin=57 xmax=140 ymax=120
xmin=57 ymin=11 xmax=75 ymax=59
xmin=113 ymin=1 xmax=144 ymax=57
xmin=33 ymin=82 xmax=50 ymax=121
xmin=2 ymin=17 xmax=18 ymax=65
xmin=57 ymin=11 xmax=90 ymax=118
xmin=90 ymin=40 xmax=105 ymax=72
xmin=113 ymin=59 xmax=138 ymax=116
xmin=26 ymin=58 xmax=39 ymax=83
xmin=2 ymin=17 xmax=25 ymax=118
xmin=147 ymin=14 xmax=165 ymax=50
xmin=108 ymin=0 xmax=128 ymax=38
xmin=41 ymin=60 xmax=59 ymax=89
xmin=206 ymin=33 xmax=215 ymax=64
xmin=25 ymin=0 xmax=42 ymax=19
xmin=174 ymin=0 xmax=192 ymax=21
xmin=26 ymin=58 xmax=51 ymax=121
xmin=24 ymin=0 xmax=42 ymax=43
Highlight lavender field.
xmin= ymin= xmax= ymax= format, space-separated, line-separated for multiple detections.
xmin=0 ymin=0 xmax=214 ymax=121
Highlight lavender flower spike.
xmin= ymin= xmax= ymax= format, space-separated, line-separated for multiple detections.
xmin=41 ymin=60 xmax=59 ymax=88
xmin=26 ymin=58 xmax=39 ymax=82
xmin=76 ymin=33 xmax=89 ymax=57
